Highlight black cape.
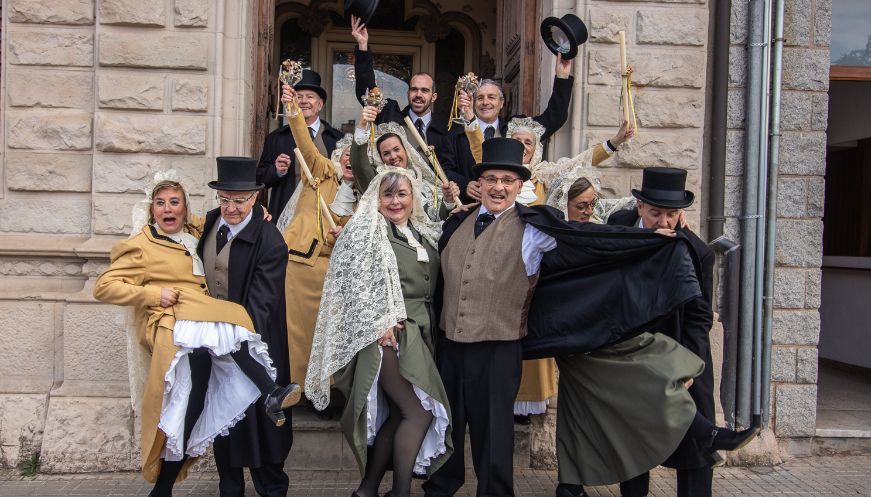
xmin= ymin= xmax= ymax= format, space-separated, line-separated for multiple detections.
xmin=438 ymin=204 xmax=702 ymax=359
xmin=197 ymin=205 xmax=293 ymax=467
xmin=609 ymin=209 xmax=717 ymax=470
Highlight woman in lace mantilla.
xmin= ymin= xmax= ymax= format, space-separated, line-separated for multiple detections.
xmin=93 ymin=174 xmax=298 ymax=495
xmin=305 ymin=170 xmax=452 ymax=497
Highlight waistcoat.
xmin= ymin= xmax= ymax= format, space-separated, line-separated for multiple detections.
xmin=440 ymin=207 xmax=537 ymax=342
xmin=202 ymin=221 xmax=234 ymax=300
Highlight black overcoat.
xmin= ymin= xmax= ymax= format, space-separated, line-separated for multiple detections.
xmin=446 ymin=76 xmax=574 ymax=203
xmin=257 ymin=121 xmax=344 ymax=219
xmin=437 ymin=204 xmax=702 ymax=358
xmin=196 ymin=204 xmax=293 ymax=467
xmin=353 ymin=48 xmax=457 ymax=175
xmin=608 ymin=209 xmax=716 ymax=470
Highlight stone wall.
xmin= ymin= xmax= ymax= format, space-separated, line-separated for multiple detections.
xmin=546 ymin=0 xmax=710 ymax=229
xmin=723 ymin=0 xmax=829 ymax=457
xmin=0 ymin=0 xmax=257 ymax=471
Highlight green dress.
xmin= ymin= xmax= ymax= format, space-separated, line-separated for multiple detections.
xmin=334 ymin=221 xmax=453 ymax=476
xmin=555 ymin=332 xmax=704 ymax=486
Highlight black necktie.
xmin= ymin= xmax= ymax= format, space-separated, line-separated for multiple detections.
xmin=484 ymin=126 xmax=495 ymax=140
xmin=216 ymin=224 xmax=230 ymax=254
xmin=308 ymin=127 xmax=316 ymax=140
xmin=415 ymin=118 xmax=426 ymax=143
xmin=475 ymin=213 xmax=496 ymax=238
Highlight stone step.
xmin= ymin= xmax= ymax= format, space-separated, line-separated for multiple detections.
xmin=286 ymin=407 xmax=531 ymax=471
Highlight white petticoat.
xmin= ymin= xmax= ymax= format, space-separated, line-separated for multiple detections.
xmin=365 ymin=347 xmax=450 ymax=475
xmin=514 ymin=400 xmax=549 ymax=416
xmin=158 ymin=319 xmax=277 ymax=461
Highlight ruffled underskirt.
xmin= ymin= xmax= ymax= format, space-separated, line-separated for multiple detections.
xmin=514 ymin=400 xmax=549 ymax=416
xmin=365 ymin=347 xmax=450 ymax=475
xmin=159 ymin=319 xmax=276 ymax=461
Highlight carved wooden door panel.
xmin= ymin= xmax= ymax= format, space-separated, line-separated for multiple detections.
xmin=253 ymin=0 xmax=275 ymax=160
xmin=499 ymin=0 xmax=539 ymax=117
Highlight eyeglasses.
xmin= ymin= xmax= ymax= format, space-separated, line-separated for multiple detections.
xmin=570 ymin=197 xmax=599 ymax=212
xmin=480 ymin=175 xmax=521 ymax=186
xmin=217 ymin=193 xmax=256 ymax=207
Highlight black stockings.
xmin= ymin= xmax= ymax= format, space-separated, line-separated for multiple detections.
xmin=356 ymin=347 xmax=433 ymax=497
xmin=150 ymin=348 xmax=211 ymax=497
xmin=232 ymin=341 xmax=277 ymax=395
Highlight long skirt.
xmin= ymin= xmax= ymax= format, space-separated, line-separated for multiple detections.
xmin=334 ymin=317 xmax=453 ymax=476
xmin=286 ymin=253 xmax=331 ymax=388
xmin=555 ymin=332 xmax=703 ymax=486
xmin=515 ymin=358 xmax=558 ymax=414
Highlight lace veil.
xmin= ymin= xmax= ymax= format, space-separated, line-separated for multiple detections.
xmin=506 ymin=116 xmax=546 ymax=170
xmin=305 ymin=168 xmax=440 ymax=410
xmin=545 ymin=153 xmax=637 ymax=223
xmin=275 ymin=134 xmax=354 ymax=233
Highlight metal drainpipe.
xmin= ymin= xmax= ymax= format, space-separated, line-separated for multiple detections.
xmin=707 ymin=0 xmax=731 ymax=242
xmin=761 ymin=0 xmax=785 ymax=426
xmin=752 ymin=0 xmax=774 ymax=428
xmin=737 ymin=0 xmax=766 ymax=428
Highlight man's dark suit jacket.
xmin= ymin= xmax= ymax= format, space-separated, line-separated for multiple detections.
xmin=608 ymin=209 xmax=717 ymax=470
xmin=447 ymin=76 xmax=574 ymax=203
xmin=353 ymin=48 xmax=457 ymax=176
xmin=257 ymin=121 xmax=343 ymax=220
xmin=196 ymin=204 xmax=293 ymax=468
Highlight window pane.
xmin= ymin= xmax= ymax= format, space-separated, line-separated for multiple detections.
xmin=831 ymin=0 xmax=871 ymax=66
xmin=331 ymin=50 xmax=412 ymax=131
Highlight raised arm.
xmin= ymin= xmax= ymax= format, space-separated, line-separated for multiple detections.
xmin=351 ymin=15 xmax=376 ymax=105
xmin=283 ymin=86 xmax=335 ymax=181
xmin=533 ymin=55 xmax=575 ymax=141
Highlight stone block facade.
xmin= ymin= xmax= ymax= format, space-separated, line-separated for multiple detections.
xmin=0 ymin=0 xmax=255 ymax=471
xmin=0 ymin=0 xmax=833 ymax=473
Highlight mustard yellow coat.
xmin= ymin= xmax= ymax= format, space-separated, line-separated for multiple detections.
xmin=93 ymin=224 xmax=254 ymax=483
xmin=465 ymin=126 xmax=611 ymax=404
xmin=283 ymin=109 xmax=352 ymax=388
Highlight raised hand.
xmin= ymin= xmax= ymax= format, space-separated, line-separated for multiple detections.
xmin=350 ymin=15 xmax=369 ymax=51
xmin=555 ymin=53 xmax=574 ymax=79
xmin=357 ymin=105 xmax=380 ymax=129
xmin=458 ymin=90 xmax=474 ymax=122
xmin=611 ymin=120 xmax=635 ymax=147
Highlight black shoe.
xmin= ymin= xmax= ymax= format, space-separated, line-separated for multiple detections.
xmin=709 ymin=426 xmax=760 ymax=452
xmin=514 ymin=414 xmax=531 ymax=425
xmin=556 ymin=483 xmax=587 ymax=497
xmin=264 ymin=384 xmax=302 ymax=426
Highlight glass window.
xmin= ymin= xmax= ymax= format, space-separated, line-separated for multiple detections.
xmin=331 ymin=49 xmax=412 ymax=131
xmin=831 ymin=0 xmax=871 ymax=67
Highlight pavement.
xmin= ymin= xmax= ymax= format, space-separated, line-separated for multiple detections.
xmin=2 ymin=455 xmax=871 ymax=496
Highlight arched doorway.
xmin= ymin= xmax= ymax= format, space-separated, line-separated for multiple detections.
xmin=268 ymin=0 xmax=496 ymax=134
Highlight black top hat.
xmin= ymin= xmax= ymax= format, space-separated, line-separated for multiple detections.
xmin=345 ymin=0 xmax=380 ymax=26
xmin=631 ymin=167 xmax=695 ymax=209
xmin=472 ymin=138 xmax=532 ymax=182
xmin=540 ymin=14 xmax=588 ymax=60
xmin=294 ymin=69 xmax=328 ymax=102
xmin=208 ymin=157 xmax=264 ymax=192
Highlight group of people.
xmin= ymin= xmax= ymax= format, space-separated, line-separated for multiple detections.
xmin=94 ymin=14 xmax=759 ymax=497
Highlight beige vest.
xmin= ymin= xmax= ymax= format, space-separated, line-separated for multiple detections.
xmin=312 ymin=125 xmax=328 ymax=157
xmin=203 ymin=221 xmax=234 ymax=300
xmin=440 ymin=207 xmax=537 ymax=342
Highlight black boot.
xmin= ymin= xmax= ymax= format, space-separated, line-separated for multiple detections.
xmin=709 ymin=426 xmax=760 ymax=451
xmin=264 ymin=383 xmax=301 ymax=426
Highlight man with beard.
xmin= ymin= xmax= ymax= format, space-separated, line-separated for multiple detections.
xmin=198 ymin=157 xmax=295 ymax=497
xmin=257 ymin=69 xmax=344 ymax=218
xmin=448 ymin=55 xmax=574 ymax=203
xmin=608 ymin=167 xmax=757 ymax=497
xmin=350 ymin=15 xmax=456 ymax=174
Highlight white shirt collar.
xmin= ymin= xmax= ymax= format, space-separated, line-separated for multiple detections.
xmin=220 ymin=208 xmax=254 ymax=239
xmin=637 ymin=217 xmax=644 ymax=228
xmin=476 ymin=117 xmax=500 ymax=135
xmin=479 ymin=203 xmax=515 ymax=219
xmin=408 ymin=109 xmax=432 ymax=127
xmin=307 ymin=117 xmax=322 ymax=135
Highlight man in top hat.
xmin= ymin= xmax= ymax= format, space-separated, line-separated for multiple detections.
xmin=447 ymin=54 xmax=575 ymax=203
xmin=257 ymin=69 xmax=344 ymax=219
xmin=350 ymin=15 xmax=457 ymax=174
xmin=608 ymin=167 xmax=719 ymax=497
xmin=197 ymin=157 xmax=295 ymax=497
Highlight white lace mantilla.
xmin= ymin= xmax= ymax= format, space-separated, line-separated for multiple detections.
xmin=158 ymin=320 xmax=276 ymax=461
xmin=305 ymin=169 xmax=441 ymax=410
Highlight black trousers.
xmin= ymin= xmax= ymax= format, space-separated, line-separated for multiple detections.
xmin=213 ymin=437 xmax=289 ymax=497
xmin=423 ymin=338 xmax=523 ymax=497
xmin=620 ymin=466 xmax=713 ymax=497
